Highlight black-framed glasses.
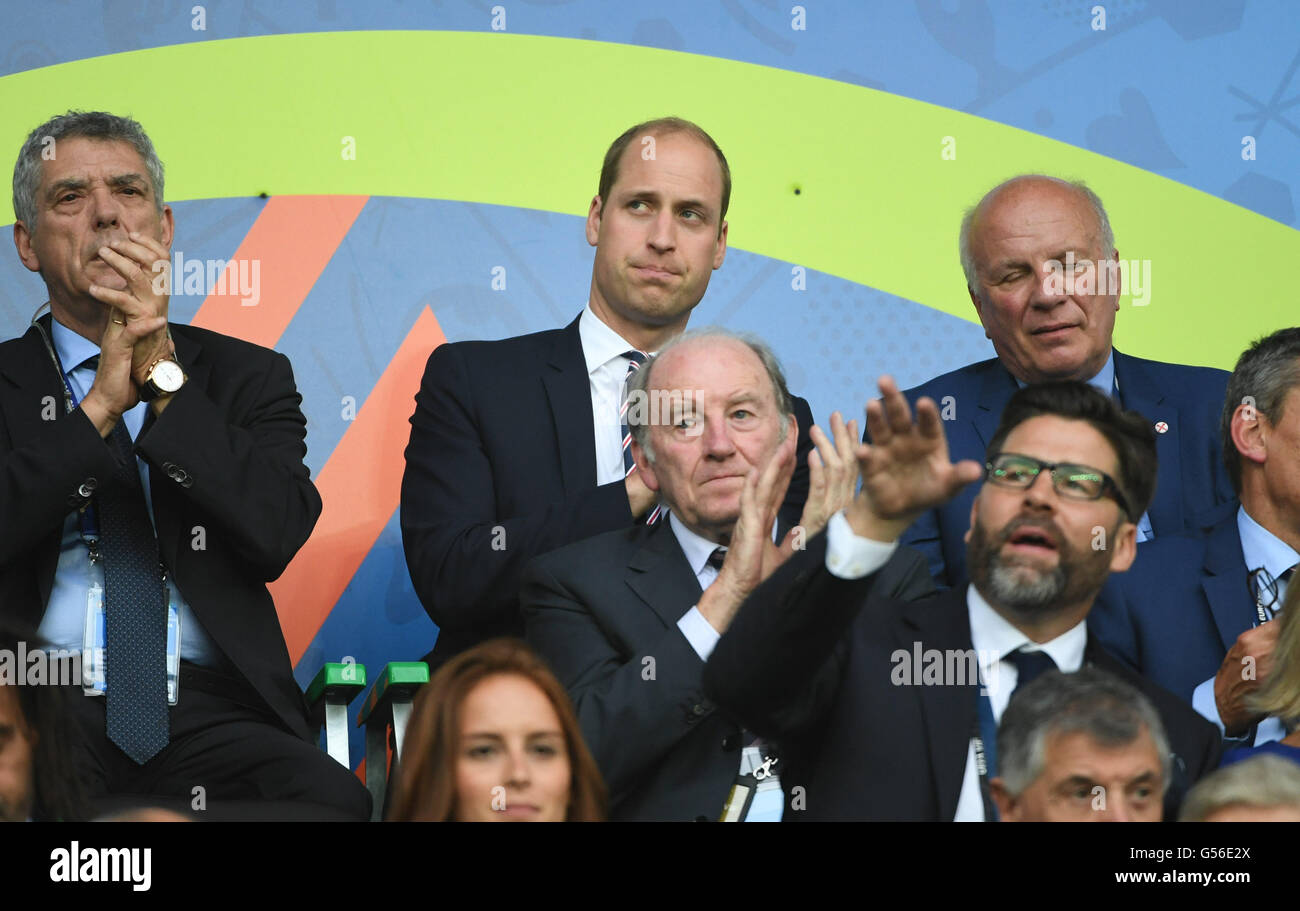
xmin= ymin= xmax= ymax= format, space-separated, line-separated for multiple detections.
xmin=1248 ymin=567 xmax=1279 ymax=623
xmin=985 ymin=452 xmax=1132 ymax=517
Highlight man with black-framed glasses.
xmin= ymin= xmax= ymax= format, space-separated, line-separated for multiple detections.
xmin=1092 ymin=327 xmax=1300 ymax=749
xmin=704 ymin=379 xmax=1220 ymax=821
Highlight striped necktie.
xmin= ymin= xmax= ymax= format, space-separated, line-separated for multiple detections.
xmin=619 ymin=350 xmax=662 ymax=524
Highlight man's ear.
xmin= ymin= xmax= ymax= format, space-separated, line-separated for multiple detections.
xmin=969 ymin=285 xmax=991 ymax=338
xmin=159 ymin=204 xmax=175 ymax=249
xmin=632 ymin=440 xmax=659 ymax=492
xmin=585 ymin=196 xmax=603 ymax=247
xmin=1230 ymin=400 xmax=1269 ymax=473
xmin=1110 ymin=247 xmax=1121 ymax=305
xmin=14 ymin=221 xmax=40 ymax=273
xmin=989 ymin=778 xmax=1018 ymax=822
xmin=964 ymin=495 xmax=980 ymax=545
xmin=712 ymin=219 xmax=728 ymax=269
xmin=1107 ymin=518 xmax=1138 ymax=573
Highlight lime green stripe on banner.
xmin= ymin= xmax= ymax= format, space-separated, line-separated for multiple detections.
xmin=1 ymin=31 xmax=1293 ymax=368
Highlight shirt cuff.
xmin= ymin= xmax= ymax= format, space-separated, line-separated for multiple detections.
xmin=824 ymin=511 xmax=899 ymax=579
xmin=678 ymin=606 xmax=722 ymax=661
xmin=1191 ymin=676 xmax=1226 ymax=734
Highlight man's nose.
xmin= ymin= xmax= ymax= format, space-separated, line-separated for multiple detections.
xmin=647 ymin=209 xmax=676 ymax=252
xmin=1096 ymin=793 xmax=1133 ymax=822
xmin=1022 ymin=469 xmax=1059 ymax=507
xmin=1030 ymin=261 xmax=1070 ymax=307
xmin=701 ymin=416 xmax=736 ymax=456
xmin=90 ymin=187 xmax=122 ymax=231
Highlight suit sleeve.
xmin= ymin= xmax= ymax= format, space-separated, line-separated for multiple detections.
xmin=704 ymin=533 xmax=935 ymax=739
xmin=521 ymin=559 xmax=715 ymax=805
xmin=0 ymin=406 xmax=119 ymax=565
xmin=134 ymin=349 xmax=321 ymax=582
xmin=400 ymin=344 xmax=634 ymax=635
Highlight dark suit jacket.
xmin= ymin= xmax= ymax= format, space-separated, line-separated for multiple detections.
xmin=896 ymin=350 xmax=1234 ymax=587
xmin=703 ymin=533 xmax=1224 ymax=821
xmin=0 ymin=318 xmax=320 ymax=740
xmin=521 ymin=519 xmax=934 ymax=821
xmin=401 ymin=313 xmax=815 ymax=667
xmin=1090 ymin=508 xmax=1252 ymax=706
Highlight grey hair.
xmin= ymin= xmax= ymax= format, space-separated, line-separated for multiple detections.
xmin=1221 ymin=327 xmax=1300 ymax=494
xmin=959 ymin=175 xmax=1116 ymax=297
xmin=626 ymin=327 xmax=794 ymax=463
xmin=1179 ymin=755 xmax=1300 ymax=822
xmin=996 ymin=667 xmax=1171 ymax=798
xmin=13 ymin=111 xmax=165 ymax=234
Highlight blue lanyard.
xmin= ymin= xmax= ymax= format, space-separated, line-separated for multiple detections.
xmin=971 ymin=688 xmax=1000 ymax=821
xmin=41 ymin=329 xmax=102 ymax=543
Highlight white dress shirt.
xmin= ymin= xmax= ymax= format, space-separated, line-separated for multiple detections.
xmin=1190 ymin=505 xmax=1297 ymax=744
xmin=578 ymin=305 xmax=647 ymax=485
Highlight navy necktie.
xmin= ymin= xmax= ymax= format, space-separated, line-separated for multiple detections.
xmin=706 ymin=547 xmax=727 ymax=572
xmin=1005 ymin=648 xmax=1057 ymax=705
xmin=87 ymin=359 xmax=170 ymax=765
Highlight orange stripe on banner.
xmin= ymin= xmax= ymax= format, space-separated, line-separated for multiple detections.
xmin=189 ymin=195 xmax=368 ymax=348
xmin=272 ymin=307 xmax=446 ymax=664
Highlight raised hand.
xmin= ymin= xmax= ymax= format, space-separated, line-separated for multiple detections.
xmin=87 ymin=231 xmax=175 ymax=386
xmin=1215 ymin=620 xmax=1280 ymax=737
xmin=847 ymin=375 xmax=983 ymax=541
xmin=79 ymin=307 xmax=168 ymax=437
xmin=782 ymin=411 xmax=860 ymax=551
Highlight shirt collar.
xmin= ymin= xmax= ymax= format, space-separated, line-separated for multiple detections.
xmin=668 ymin=512 xmax=724 ymax=577
xmin=967 ymin=583 xmax=1088 ymax=678
xmin=1238 ymin=504 xmax=1300 ymax=580
xmin=578 ymin=304 xmax=646 ymax=377
xmin=1013 ymin=349 xmax=1116 ymax=398
xmin=50 ymin=315 xmax=100 ymax=374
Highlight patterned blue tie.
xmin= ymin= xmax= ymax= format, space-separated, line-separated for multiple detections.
xmin=89 ymin=360 xmax=170 ymax=765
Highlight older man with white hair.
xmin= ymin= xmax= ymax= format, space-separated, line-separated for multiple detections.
xmin=894 ymin=174 xmax=1234 ymax=588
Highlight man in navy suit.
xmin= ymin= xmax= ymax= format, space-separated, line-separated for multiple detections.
xmin=401 ymin=118 xmax=813 ymax=667
xmin=706 ymin=379 xmax=1221 ymax=821
xmin=1091 ymin=327 xmax=1300 ymax=748
xmin=522 ymin=329 xmax=926 ymax=820
xmin=899 ymin=175 xmax=1233 ymax=587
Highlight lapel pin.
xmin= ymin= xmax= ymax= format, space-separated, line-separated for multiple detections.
xmin=1154 ymin=421 xmax=1169 ymax=434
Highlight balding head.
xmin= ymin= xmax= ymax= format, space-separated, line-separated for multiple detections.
xmin=627 ymin=328 xmax=795 ymax=544
xmin=959 ymin=176 xmax=1121 ymax=385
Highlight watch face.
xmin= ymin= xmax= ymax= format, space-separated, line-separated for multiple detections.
xmin=152 ymin=359 xmax=185 ymax=393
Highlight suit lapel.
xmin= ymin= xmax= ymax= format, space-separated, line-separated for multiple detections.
xmin=1200 ymin=514 xmax=1253 ymax=652
xmin=901 ymin=588 xmax=979 ymax=819
xmin=1114 ymin=351 xmax=1181 ymax=532
xmin=973 ymin=361 xmax=1018 ymax=451
xmin=542 ymin=315 xmax=597 ymax=494
xmin=625 ymin=521 xmax=704 ymax=629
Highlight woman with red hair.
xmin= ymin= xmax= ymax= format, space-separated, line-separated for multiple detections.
xmin=387 ymin=638 xmax=605 ymax=821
